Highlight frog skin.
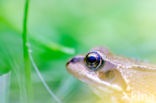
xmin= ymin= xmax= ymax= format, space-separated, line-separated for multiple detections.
xmin=66 ymin=47 xmax=156 ymax=103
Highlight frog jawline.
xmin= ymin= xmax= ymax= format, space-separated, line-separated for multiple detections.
xmin=80 ymin=72 xmax=124 ymax=92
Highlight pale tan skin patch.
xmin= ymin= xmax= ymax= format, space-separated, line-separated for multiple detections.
xmin=66 ymin=47 xmax=156 ymax=103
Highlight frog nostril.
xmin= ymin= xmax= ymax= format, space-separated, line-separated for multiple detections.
xmin=66 ymin=57 xmax=80 ymax=66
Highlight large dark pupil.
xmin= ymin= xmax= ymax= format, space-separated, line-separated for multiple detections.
xmin=88 ymin=56 xmax=96 ymax=63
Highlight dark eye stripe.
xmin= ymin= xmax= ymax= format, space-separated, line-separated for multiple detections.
xmin=85 ymin=52 xmax=104 ymax=70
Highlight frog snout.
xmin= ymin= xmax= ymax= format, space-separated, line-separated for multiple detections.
xmin=66 ymin=55 xmax=85 ymax=77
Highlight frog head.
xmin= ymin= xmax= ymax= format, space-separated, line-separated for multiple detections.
xmin=66 ymin=47 xmax=127 ymax=96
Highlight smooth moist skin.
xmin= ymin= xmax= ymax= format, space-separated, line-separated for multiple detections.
xmin=66 ymin=46 xmax=156 ymax=103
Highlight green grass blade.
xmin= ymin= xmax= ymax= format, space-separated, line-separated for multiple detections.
xmin=29 ymin=51 xmax=63 ymax=103
xmin=22 ymin=0 xmax=33 ymax=102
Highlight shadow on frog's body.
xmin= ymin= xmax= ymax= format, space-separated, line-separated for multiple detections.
xmin=66 ymin=47 xmax=156 ymax=103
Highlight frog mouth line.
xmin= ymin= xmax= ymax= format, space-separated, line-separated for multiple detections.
xmin=80 ymin=72 xmax=124 ymax=92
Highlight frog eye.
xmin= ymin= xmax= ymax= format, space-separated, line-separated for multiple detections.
xmin=85 ymin=52 xmax=104 ymax=70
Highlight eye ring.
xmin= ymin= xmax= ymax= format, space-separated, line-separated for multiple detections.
xmin=85 ymin=52 xmax=104 ymax=70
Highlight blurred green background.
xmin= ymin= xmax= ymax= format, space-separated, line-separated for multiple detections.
xmin=0 ymin=0 xmax=156 ymax=103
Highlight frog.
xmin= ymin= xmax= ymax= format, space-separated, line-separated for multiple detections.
xmin=66 ymin=47 xmax=156 ymax=103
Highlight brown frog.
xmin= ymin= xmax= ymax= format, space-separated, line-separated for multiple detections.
xmin=66 ymin=47 xmax=156 ymax=103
